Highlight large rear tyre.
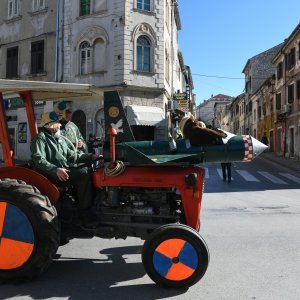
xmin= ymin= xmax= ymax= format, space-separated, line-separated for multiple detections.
xmin=0 ymin=179 xmax=60 ymax=283
xmin=142 ymin=224 xmax=209 ymax=288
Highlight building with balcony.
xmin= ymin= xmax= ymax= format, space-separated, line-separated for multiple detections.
xmin=0 ymin=0 xmax=191 ymax=160
xmin=272 ymin=22 xmax=300 ymax=159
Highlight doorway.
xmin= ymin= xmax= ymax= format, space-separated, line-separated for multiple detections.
xmin=269 ymin=130 xmax=273 ymax=152
xmin=289 ymin=127 xmax=294 ymax=157
xmin=72 ymin=110 xmax=86 ymax=140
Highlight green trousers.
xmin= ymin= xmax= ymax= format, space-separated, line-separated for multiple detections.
xmin=68 ymin=167 xmax=93 ymax=210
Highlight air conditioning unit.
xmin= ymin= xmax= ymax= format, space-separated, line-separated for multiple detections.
xmin=283 ymin=104 xmax=292 ymax=114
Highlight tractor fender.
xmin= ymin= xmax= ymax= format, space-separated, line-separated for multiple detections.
xmin=0 ymin=166 xmax=60 ymax=204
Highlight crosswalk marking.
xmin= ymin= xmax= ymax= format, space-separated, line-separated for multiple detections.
xmin=257 ymin=171 xmax=288 ymax=184
xmin=204 ymin=167 xmax=209 ymax=179
xmin=217 ymin=168 xmax=234 ymax=181
xmin=235 ymin=170 xmax=260 ymax=182
xmin=200 ymin=166 xmax=300 ymax=185
xmin=279 ymin=173 xmax=300 ymax=184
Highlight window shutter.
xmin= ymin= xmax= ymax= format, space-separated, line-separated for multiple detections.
xmin=276 ymin=93 xmax=281 ymax=110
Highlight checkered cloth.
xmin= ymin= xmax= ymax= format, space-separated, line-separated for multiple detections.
xmin=242 ymin=135 xmax=253 ymax=161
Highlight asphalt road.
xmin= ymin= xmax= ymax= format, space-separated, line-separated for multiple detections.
xmin=1 ymin=157 xmax=300 ymax=300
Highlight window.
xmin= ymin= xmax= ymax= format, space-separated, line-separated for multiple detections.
xmin=165 ymin=50 xmax=170 ymax=83
xmin=6 ymin=46 xmax=18 ymax=78
xmin=31 ymin=40 xmax=44 ymax=74
xmin=33 ymin=0 xmax=45 ymax=11
xmin=80 ymin=41 xmax=91 ymax=75
xmin=276 ymin=93 xmax=281 ymax=110
xmin=136 ymin=36 xmax=151 ymax=72
xmin=287 ymin=84 xmax=294 ymax=103
xmin=286 ymin=48 xmax=295 ymax=71
xmin=299 ymin=41 xmax=300 ymax=60
xmin=80 ymin=0 xmax=90 ymax=16
xmin=8 ymin=0 xmax=19 ymax=18
xmin=249 ymin=101 xmax=252 ymax=112
xmin=137 ymin=0 xmax=150 ymax=11
xmin=277 ymin=62 xmax=283 ymax=80
xmin=263 ymin=103 xmax=266 ymax=115
xmin=297 ymin=80 xmax=300 ymax=99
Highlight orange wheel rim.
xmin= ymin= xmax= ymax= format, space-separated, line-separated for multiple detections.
xmin=153 ymin=238 xmax=198 ymax=281
xmin=0 ymin=202 xmax=34 ymax=270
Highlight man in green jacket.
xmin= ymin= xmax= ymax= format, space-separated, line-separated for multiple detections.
xmin=54 ymin=101 xmax=86 ymax=153
xmin=31 ymin=111 xmax=100 ymax=228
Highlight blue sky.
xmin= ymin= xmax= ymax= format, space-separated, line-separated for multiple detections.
xmin=178 ymin=0 xmax=300 ymax=104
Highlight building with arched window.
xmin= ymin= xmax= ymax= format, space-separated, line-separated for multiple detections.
xmin=0 ymin=0 xmax=192 ymax=160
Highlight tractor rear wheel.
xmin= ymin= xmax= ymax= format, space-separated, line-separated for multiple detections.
xmin=0 ymin=179 xmax=60 ymax=283
xmin=142 ymin=224 xmax=209 ymax=288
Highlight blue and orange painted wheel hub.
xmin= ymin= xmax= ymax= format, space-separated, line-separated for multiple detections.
xmin=153 ymin=238 xmax=198 ymax=281
xmin=0 ymin=202 xmax=35 ymax=270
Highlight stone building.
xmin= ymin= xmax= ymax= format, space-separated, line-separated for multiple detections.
xmin=0 ymin=0 xmax=58 ymax=160
xmin=242 ymin=43 xmax=283 ymax=137
xmin=196 ymin=94 xmax=233 ymax=126
xmin=217 ymin=22 xmax=300 ymax=160
xmin=272 ymin=23 xmax=300 ymax=159
xmin=0 ymin=0 xmax=191 ymax=160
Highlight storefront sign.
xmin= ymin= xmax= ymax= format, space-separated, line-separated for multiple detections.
xmin=174 ymin=92 xmax=187 ymax=101
xmin=4 ymin=98 xmax=45 ymax=109
xmin=177 ymin=100 xmax=189 ymax=112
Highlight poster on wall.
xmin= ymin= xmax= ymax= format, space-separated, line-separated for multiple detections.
xmin=18 ymin=123 xmax=27 ymax=143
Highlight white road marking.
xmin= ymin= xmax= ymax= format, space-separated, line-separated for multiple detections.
xmin=279 ymin=173 xmax=300 ymax=184
xmin=204 ymin=167 xmax=209 ymax=178
xmin=235 ymin=170 xmax=260 ymax=182
xmin=257 ymin=171 xmax=288 ymax=184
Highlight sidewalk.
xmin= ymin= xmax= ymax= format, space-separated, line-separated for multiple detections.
xmin=260 ymin=152 xmax=300 ymax=173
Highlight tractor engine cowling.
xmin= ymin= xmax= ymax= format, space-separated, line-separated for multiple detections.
xmin=94 ymin=187 xmax=183 ymax=239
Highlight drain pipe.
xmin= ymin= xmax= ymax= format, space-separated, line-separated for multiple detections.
xmin=55 ymin=0 xmax=60 ymax=82
xmin=60 ymin=0 xmax=65 ymax=82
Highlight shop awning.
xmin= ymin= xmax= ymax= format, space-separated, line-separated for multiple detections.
xmin=126 ymin=105 xmax=165 ymax=126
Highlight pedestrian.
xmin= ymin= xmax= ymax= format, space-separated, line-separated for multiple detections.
xmin=87 ymin=133 xmax=103 ymax=154
xmin=221 ymin=162 xmax=232 ymax=183
xmin=261 ymin=134 xmax=269 ymax=146
xmin=31 ymin=111 xmax=102 ymax=228
xmin=54 ymin=101 xmax=87 ymax=153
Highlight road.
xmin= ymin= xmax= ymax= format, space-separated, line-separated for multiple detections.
xmin=1 ymin=157 xmax=300 ymax=300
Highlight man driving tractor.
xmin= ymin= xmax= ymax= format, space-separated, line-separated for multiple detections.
xmin=30 ymin=111 xmax=100 ymax=228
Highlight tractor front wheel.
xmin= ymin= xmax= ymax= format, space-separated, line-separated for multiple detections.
xmin=142 ymin=224 xmax=209 ymax=288
xmin=0 ymin=179 xmax=60 ymax=283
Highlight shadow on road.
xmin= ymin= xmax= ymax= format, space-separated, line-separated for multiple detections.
xmin=0 ymin=245 xmax=187 ymax=300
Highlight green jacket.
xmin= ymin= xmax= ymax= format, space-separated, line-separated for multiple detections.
xmin=31 ymin=129 xmax=93 ymax=177
xmin=61 ymin=121 xmax=87 ymax=153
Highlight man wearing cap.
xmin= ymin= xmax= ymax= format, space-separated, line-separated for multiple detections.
xmin=31 ymin=111 xmax=100 ymax=228
xmin=54 ymin=101 xmax=86 ymax=153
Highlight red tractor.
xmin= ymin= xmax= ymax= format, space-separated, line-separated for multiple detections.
xmin=0 ymin=80 xmax=209 ymax=288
